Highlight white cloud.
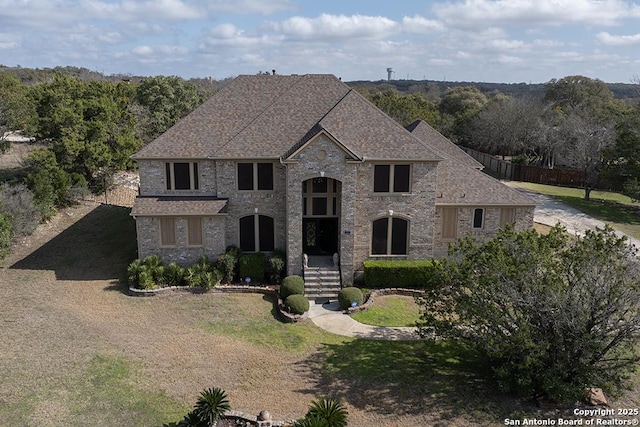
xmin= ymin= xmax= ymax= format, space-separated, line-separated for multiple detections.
xmin=204 ymin=0 xmax=296 ymax=15
xmin=200 ymin=23 xmax=282 ymax=49
xmin=401 ymin=15 xmax=445 ymax=33
xmin=132 ymin=45 xmax=154 ymax=55
xmin=596 ymin=31 xmax=640 ymax=46
xmin=434 ymin=0 xmax=636 ymax=28
xmin=271 ymin=14 xmax=398 ymax=40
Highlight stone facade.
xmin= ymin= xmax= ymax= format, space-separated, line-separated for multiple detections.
xmin=135 ymin=215 xmax=226 ymax=264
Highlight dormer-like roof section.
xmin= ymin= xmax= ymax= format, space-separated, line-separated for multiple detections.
xmin=405 ymin=120 xmax=483 ymax=169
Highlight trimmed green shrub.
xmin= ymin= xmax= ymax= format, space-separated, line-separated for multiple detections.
xmin=337 ymin=287 xmax=363 ymax=310
xmin=218 ymin=246 xmax=239 ymax=284
xmin=238 ymin=252 xmax=265 ymax=283
xmin=268 ymin=250 xmax=286 ymax=284
xmin=285 ymin=294 xmax=310 ymax=315
xmin=363 ymin=259 xmax=443 ymax=289
xmin=280 ymin=275 xmax=305 ymax=299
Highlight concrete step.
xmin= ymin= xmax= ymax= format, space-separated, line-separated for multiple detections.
xmin=304 ymin=266 xmax=341 ymax=300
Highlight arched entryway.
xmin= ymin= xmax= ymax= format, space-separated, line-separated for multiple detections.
xmin=301 ymin=177 xmax=341 ymax=256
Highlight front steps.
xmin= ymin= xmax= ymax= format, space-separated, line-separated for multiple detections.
xmin=303 ymin=265 xmax=341 ymax=301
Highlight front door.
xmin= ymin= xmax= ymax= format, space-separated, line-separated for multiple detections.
xmin=302 ymin=177 xmax=341 ymax=257
xmin=303 ymin=218 xmax=338 ymax=255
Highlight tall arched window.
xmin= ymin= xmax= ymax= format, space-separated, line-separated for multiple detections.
xmin=371 ymin=217 xmax=409 ymax=255
xmin=239 ymin=215 xmax=275 ymax=252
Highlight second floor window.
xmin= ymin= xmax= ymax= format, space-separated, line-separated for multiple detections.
xmin=373 ymin=164 xmax=411 ymax=193
xmin=165 ymin=162 xmax=199 ymax=190
xmin=238 ymin=162 xmax=274 ymax=191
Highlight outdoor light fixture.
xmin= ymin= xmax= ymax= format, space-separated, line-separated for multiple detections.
xmin=320 ymin=171 xmax=325 ymax=178
xmin=389 ymin=209 xmax=394 ymax=216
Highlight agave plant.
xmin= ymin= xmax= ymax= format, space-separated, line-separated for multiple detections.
xmin=193 ymin=387 xmax=230 ymax=427
xmin=304 ymin=397 xmax=348 ymax=427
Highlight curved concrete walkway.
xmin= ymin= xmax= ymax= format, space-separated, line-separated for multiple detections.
xmin=308 ymin=301 xmax=420 ymax=340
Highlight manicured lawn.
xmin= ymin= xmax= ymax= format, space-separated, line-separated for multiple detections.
xmin=510 ymin=182 xmax=640 ymax=240
xmin=350 ymin=295 xmax=421 ymax=327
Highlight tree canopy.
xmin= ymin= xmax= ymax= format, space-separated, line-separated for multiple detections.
xmin=417 ymin=225 xmax=640 ymax=403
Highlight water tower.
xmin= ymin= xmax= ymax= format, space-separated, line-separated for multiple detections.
xmin=386 ymin=67 xmax=394 ymax=81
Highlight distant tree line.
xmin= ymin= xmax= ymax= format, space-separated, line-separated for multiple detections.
xmin=354 ymin=75 xmax=640 ymax=201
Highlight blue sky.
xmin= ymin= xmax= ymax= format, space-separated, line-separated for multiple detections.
xmin=2 ymin=0 xmax=640 ymax=83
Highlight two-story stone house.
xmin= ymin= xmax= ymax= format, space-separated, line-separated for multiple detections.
xmin=131 ymin=74 xmax=534 ymax=285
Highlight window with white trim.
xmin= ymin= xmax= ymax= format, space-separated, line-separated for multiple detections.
xmin=237 ymin=162 xmax=274 ymax=191
xmin=371 ymin=217 xmax=409 ymax=255
xmin=473 ymin=208 xmax=484 ymax=229
xmin=239 ymin=215 xmax=275 ymax=252
xmin=373 ymin=164 xmax=411 ymax=193
xmin=165 ymin=162 xmax=199 ymax=190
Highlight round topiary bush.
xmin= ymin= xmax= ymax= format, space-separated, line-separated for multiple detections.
xmin=285 ymin=294 xmax=310 ymax=315
xmin=338 ymin=287 xmax=364 ymax=310
xmin=280 ymin=275 xmax=305 ymax=299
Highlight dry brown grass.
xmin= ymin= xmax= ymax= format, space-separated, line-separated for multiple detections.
xmin=2 ymin=199 xmax=638 ymax=426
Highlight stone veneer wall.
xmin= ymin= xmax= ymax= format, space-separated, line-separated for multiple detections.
xmin=216 ymin=160 xmax=287 ymax=252
xmin=285 ymin=135 xmax=356 ymax=285
xmin=432 ymin=205 xmax=535 ymax=256
xmin=135 ymin=216 xmax=227 ymax=265
xmin=137 ymin=159 xmax=217 ymax=195
xmin=352 ymin=161 xmax=438 ymax=273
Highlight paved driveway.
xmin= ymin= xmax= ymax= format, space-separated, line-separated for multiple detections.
xmin=511 ymin=186 xmax=640 ymax=248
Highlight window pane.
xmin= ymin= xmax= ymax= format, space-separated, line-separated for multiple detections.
xmin=393 ymin=165 xmax=410 ymax=192
xmin=332 ymin=197 xmax=337 ymax=216
xmin=473 ymin=208 xmax=484 ymax=228
xmin=371 ymin=218 xmax=388 ymax=255
xmin=160 ymin=218 xmax=175 ymax=246
xmin=173 ymin=163 xmax=191 ymax=190
xmin=165 ymin=163 xmax=172 ymax=190
xmin=238 ymin=163 xmax=254 ymax=190
xmin=312 ymin=197 xmax=327 ymax=216
xmin=239 ymin=216 xmax=255 ymax=251
xmin=258 ymin=215 xmax=275 ymax=251
xmin=373 ymin=165 xmax=390 ymax=192
xmin=257 ymin=163 xmax=273 ymax=190
xmin=391 ymin=218 xmax=408 ymax=255
xmin=187 ymin=217 xmax=202 ymax=246
xmin=312 ymin=177 xmax=327 ymax=193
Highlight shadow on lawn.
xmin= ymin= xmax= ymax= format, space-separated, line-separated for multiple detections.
xmin=296 ymin=338 xmax=519 ymax=422
xmin=11 ymin=204 xmax=137 ymax=281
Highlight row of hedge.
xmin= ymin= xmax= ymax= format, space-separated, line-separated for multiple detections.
xmin=127 ymin=246 xmax=286 ymax=290
xmin=363 ymin=259 xmax=444 ymax=289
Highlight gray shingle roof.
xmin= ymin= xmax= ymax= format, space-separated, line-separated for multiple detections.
xmin=406 ymin=122 xmax=535 ymax=206
xmin=131 ymin=196 xmax=228 ymax=216
xmin=133 ymin=74 xmax=442 ymax=161
xmin=405 ymin=120 xmax=483 ymax=168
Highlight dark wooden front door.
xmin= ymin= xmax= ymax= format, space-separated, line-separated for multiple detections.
xmin=303 ymin=218 xmax=338 ymax=255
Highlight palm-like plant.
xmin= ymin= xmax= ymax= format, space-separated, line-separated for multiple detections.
xmin=304 ymin=397 xmax=348 ymax=427
xmin=193 ymin=387 xmax=230 ymax=427
xmin=295 ymin=415 xmax=330 ymax=427
xmin=177 ymin=411 xmax=205 ymax=427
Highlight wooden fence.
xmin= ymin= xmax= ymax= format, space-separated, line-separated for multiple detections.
xmin=462 ymin=147 xmax=585 ymax=187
